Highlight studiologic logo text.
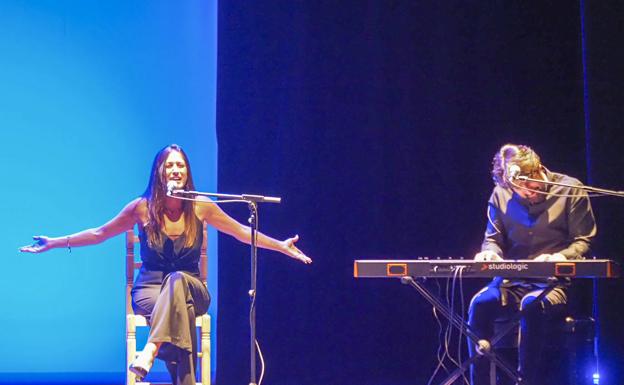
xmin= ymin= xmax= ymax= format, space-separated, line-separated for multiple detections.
xmin=480 ymin=263 xmax=529 ymax=272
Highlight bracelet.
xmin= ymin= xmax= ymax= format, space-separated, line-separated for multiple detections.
xmin=67 ymin=236 xmax=72 ymax=253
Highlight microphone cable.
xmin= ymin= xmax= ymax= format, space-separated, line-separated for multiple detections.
xmin=249 ymin=208 xmax=266 ymax=385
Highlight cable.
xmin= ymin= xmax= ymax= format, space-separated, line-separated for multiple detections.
xmin=457 ymin=266 xmax=469 ymax=385
xmin=444 ymin=275 xmax=462 ymax=371
xmin=448 ymin=274 xmax=459 ymax=367
xmin=449 ymin=267 xmax=469 ymax=385
xmin=256 ymin=339 xmax=265 ymax=385
xmin=443 ymin=277 xmax=454 ymax=370
xmin=427 ymin=270 xmax=470 ymax=385
xmin=248 ymin=206 xmax=266 ymax=385
xmin=427 ymin=280 xmax=452 ymax=385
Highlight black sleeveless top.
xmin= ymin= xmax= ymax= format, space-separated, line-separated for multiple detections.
xmin=138 ymin=216 xmax=203 ymax=276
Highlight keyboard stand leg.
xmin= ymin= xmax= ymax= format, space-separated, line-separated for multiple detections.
xmin=400 ymin=276 xmax=536 ymax=385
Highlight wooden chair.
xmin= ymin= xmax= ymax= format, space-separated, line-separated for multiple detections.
xmin=125 ymin=225 xmax=211 ymax=385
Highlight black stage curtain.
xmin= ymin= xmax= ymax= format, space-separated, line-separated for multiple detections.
xmin=216 ymin=2 xmax=623 ymax=384
xmin=584 ymin=1 xmax=624 ymax=382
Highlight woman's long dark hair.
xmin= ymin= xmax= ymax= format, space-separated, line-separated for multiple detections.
xmin=142 ymin=144 xmax=198 ymax=248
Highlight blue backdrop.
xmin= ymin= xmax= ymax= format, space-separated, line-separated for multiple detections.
xmin=0 ymin=1 xmax=217 ymax=383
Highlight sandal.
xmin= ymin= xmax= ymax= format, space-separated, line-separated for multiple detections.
xmin=129 ymin=349 xmax=155 ymax=381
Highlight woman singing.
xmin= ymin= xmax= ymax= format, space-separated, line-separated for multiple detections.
xmin=20 ymin=144 xmax=312 ymax=384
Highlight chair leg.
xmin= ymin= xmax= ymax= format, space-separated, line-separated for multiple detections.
xmin=127 ymin=315 xmax=137 ymax=385
xmin=127 ymin=313 xmax=211 ymax=385
xmin=200 ymin=314 xmax=211 ymax=385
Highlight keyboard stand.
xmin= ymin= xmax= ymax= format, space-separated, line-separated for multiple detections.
xmin=400 ymin=276 xmax=560 ymax=385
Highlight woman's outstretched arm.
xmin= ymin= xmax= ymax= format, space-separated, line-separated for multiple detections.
xmin=196 ymin=199 xmax=312 ymax=264
xmin=20 ymin=198 xmax=142 ymax=253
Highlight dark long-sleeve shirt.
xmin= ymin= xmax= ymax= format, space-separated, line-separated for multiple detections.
xmin=481 ymin=171 xmax=597 ymax=260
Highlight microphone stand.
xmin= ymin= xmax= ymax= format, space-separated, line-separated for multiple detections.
xmin=514 ymin=175 xmax=624 ymax=198
xmin=514 ymin=174 xmax=624 ymax=383
xmin=169 ymin=189 xmax=281 ymax=385
xmin=248 ymin=199 xmax=259 ymax=385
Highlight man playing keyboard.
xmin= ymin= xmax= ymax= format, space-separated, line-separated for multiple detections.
xmin=468 ymin=143 xmax=597 ymax=385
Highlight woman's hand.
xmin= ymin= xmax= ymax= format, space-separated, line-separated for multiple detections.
xmin=281 ymin=235 xmax=312 ymax=264
xmin=19 ymin=236 xmax=53 ymax=253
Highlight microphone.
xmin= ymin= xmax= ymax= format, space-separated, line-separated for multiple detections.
xmin=166 ymin=181 xmax=178 ymax=196
xmin=507 ymin=164 xmax=521 ymax=180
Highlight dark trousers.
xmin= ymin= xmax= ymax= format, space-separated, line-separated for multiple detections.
xmin=132 ymin=270 xmax=210 ymax=385
xmin=467 ymin=281 xmax=567 ymax=385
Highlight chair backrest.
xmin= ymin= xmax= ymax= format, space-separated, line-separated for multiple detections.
xmin=125 ymin=223 xmax=209 ymax=315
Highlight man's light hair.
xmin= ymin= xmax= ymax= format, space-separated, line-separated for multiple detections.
xmin=491 ymin=144 xmax=542 ymax=188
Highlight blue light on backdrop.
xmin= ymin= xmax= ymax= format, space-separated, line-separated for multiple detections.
xmin=0 ymin=1 xmax=217 ymax=383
